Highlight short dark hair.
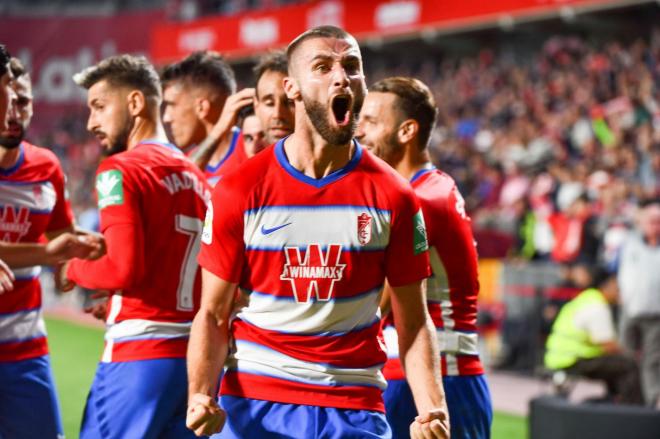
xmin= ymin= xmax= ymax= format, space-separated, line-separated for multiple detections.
xmin=239 ymin=104 xmax=255 ymax=126
xmin=286 ymin=26 xmax=354 ymax=69
xmin=253 ymin=51 xmax=287 ymax=86
xmin=0 ymin=45 xmax=10 ymax=77
xmin=639 ymin=197 xmax=660 ymax=209
xmin=73 ymin=54 xmax=161 ymax=99
xmin=370 ymin=77 xmax=438 ymax=149
xmin=160 ymin=51 xmax=236 ymax=96
xmin=10 ymin=57 xmax=26 ymax=79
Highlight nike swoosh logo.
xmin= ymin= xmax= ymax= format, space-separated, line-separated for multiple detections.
xmin=261 ymin=222 xmax=292 ymax=235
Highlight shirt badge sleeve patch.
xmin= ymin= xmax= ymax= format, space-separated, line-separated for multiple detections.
xmin=413 ymin=209 xmax=429 ymax=255
xmin=96 ymin=170 xmax=124 ymax=209
xmin=201 ymin=203 xmax=213 ymax=245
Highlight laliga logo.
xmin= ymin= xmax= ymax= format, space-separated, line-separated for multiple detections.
xmin=280 ymin=244 xmax=345 ymax=303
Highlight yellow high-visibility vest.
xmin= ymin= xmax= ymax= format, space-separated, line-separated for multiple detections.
xmin=544 ymin=288 xmax=607 ymax=370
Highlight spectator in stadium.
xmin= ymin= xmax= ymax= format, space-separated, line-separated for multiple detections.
xmin=356 ymin=76 xmax=492 ymax=438
xmin=0 ymin=57 xmax=104 ymax=439
xmin=186 ymin=26 xmax=449 ymax=439
xmin=252 ymin=50 xmax=294 ymax=146
xmin=62 ymin=54 xmax=210 ymax=439
xmin=160 ymin=50 xmax=253 ymax=185
xmin=545 ymin=266 xmax=643 ymax=405
xmin=0 ymin=44 xmax=13 ymax=131
xmin=547 ymin=191 xmax=600 ymax=266
xmin=238 ymin=106 xmax=266 ymax=158
xmin=618 ymin=198 xmax=660 ymax=407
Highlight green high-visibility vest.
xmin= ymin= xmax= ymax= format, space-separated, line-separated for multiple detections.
xmin=544 ymin=288 xmax=607 ymax=370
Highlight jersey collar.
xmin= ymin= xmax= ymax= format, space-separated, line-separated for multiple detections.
xmin=0 ymin=143 xmax=25 ymax=176
xmin=139 ymin=139 xmax=181 ymax=153
xmin=205 ymin=127 xmax=240 ymax=173
xmin=410 ymin=163 xmax=435 ymax=184
xmin=275 ymin=137 xmax=363 ymax=189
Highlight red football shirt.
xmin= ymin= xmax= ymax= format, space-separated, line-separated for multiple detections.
xmin=198 ymin=139 xmax=430 ymax=412
xmin=67 ymin=140 xmax=211 ymax=362
xmin=0 ymin=142 xmax=74 ymax=362
xmin=383 ymin=167 xmax=484 ymax=378
xmin=203 ymin=127 xmax=248 ymax=186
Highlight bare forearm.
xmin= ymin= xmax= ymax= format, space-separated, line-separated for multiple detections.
xmin=187 ymin=310 xmax=228 ymax=400
xmin=191 ymin=134 xmax=223 ymax=170
xmin=0 ymin=243 xmax=53 ymax=268
xmin=400 ymin=316 xmax=445 ymax=414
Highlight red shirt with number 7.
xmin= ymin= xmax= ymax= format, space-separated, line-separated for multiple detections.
xmin=67 ymin=141 xmax=211 ymax=363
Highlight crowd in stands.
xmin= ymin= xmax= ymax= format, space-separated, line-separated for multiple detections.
xmin=367 ymin=31 xmax=660 ymax=265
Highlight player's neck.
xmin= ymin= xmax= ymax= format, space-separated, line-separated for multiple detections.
xmin=126 ymin=118 xmax=167 ymax=150
xmin=284 ymin=127 xmax=354 ymax=179
xmin=0 ymin=145 xmax=21 ymax=170
xmin=394 ymin=147 xmax=431 ymax=181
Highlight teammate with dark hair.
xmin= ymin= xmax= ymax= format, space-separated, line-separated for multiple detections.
xmin=0 ymin=44 xmax=13 ymax=131
xmin=161 ymin=51 xmax=252 ymax=186
xmin=252 ymin=50 xmax=294 ymax=145
xmin=357 ymin=76 xmax=493 ymax=439
xmin=186 ymin=26 xmax=449 ymax=439
xmin=0 ymin=57 xmax=103 ymax=439
xmin=61 ymin=54 xmax=211 ymax=438
xmin=238 ymin=105 xmax=266 ymax=158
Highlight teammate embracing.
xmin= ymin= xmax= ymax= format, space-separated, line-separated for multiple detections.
xmin=61 ymin=54 xmax=211 ymax=438
xmin=357 ymin=77 xmax=493 ymax=439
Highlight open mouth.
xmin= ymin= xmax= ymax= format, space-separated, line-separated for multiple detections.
xmin=331 ymin=95 xmax=351 ymax=126
xmin=3 ymin=123 xmax=21 ymax=136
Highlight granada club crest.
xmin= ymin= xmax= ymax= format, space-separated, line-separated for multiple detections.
xmin=357 ymin=212 xmax=372 ymax=245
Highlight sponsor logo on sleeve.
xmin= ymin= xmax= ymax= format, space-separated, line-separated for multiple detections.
xmin=413 ymin=209 xmax=429 ymax=255
xmin=96 ymin=170 xmax=124 ymax=209
xmin=201 ymin=203 xmax=213 ymax=245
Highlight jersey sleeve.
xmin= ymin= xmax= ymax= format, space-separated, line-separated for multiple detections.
xmin=68 ymin=158 xmax=146 ymax=289
xmin=431 ymin=184 xmax=479 ymax=294
xmin=95 ymin=159 xmax=140 ymax=230
xmin=46 ymin=159 xmax=74 ymax=232
xmin=198 ymin=179 xmax=245 ymax=283
xmin=385 ymin=184 xmax=431 ymax=287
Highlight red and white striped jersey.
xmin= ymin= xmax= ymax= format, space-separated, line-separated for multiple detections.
xmin=0 ymin=142 xmax=74 ymax=362
xmin=203 ymin=127 xmax=248 ymax=187
xmin=198 ymin=140 xmax=430 ymax=412
xmin=67 ymin=141 xmax=210 ymax=363
xmin=383 ymin=167 xmax=484 ymax=378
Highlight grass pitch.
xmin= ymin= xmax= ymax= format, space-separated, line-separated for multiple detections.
xmin=45 ymin=317 xmax=527 ymax=438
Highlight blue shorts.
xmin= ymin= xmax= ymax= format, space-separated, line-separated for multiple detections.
xmin=383 ymin=375 xmax=492 ymax=439
xmin=0 ymin=355 xmax=63 ymax=439
xmin=81 ymin=358 xmax=197 ymax=439
xmin=213 ymin=395 xmax=392 ymax=438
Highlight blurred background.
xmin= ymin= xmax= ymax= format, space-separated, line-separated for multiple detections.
xmin=2 ymin=0 xmax=660 ymax=437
